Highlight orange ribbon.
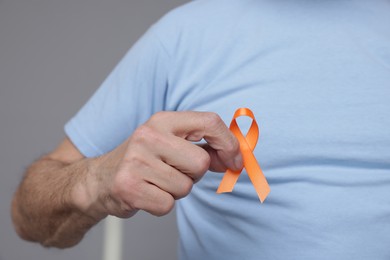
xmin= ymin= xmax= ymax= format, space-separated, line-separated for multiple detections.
xmin=217 ymin=108 xmax=270 ymax=203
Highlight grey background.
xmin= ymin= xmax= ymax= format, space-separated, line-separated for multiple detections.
xmin=0 ymin=0 xmax=189 ymax=259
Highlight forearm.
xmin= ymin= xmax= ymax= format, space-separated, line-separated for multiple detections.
xmin=11 ymin=157 xmax=106 ymax=248
xmin=11 ymin=111 xmax=242 ymax=248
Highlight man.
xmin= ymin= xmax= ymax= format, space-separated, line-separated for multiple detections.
xmin=12 ymin=0 xmax=390 ymax=259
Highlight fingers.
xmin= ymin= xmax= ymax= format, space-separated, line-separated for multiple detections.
xmin=106 ymin=111 xmax=243 ymax=218
xmin=199 ymin=112 xmax=243 ymax=171
xmin=155 ymin=136 xmax=211 ymax=181
xmin=110 ymin=170 xmax=175 ymax=217
xmin=130 ymin=183 xmax=175 ymax=217
xmin=128 ymin=125 xmax=210 ymax=179
xmin=145 ymin=111 xmax=243 ymax=171
xmin=142 ymin=160 xmax=194 ymax=199
xmin=200 ymin=143 xmax=231 ymax=172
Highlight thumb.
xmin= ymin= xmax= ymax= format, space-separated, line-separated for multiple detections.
xmin=200 ymin=144 xmax=243 ymax=173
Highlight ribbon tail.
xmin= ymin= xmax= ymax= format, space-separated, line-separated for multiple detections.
xmin=216 ymin=169 xmax=241 ymax=193
xmin=244 ymin=152 xmax=270 ymax=203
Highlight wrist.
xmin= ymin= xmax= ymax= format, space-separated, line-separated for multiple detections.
xmin=69 ymin=157 xmax=108 ymax=221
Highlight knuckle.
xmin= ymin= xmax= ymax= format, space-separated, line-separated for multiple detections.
xmin=123 ymin=151 xmax=149 ymax=170
xmin=203 ymin=112 xmax=223 ymax=130
xmin=155 ymin=197 xmax=175 ymax=216
xmin=194 ymin=152 xmax=211 ymax=174
xmin=225 ymin=137 xmax=240 ymax=154
xmin=132 ymin=125 xmax=154 ymax=143
xmin=131 ymin=125 xmax=165 ymax=148
xmin=182 ymin=179 xmax=194 ymax=196
xmin=149 ymin=111 xmax=172 ymax=124
xmin=176 ymin=179 xmax=193 ymax=199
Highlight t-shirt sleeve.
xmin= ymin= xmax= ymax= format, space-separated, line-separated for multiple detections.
xmin=64 ymin=25 xmax=170 ymax=157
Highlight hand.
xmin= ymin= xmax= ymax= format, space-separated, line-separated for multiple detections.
xmin=93 ymin=111 xmax=242 ymax=218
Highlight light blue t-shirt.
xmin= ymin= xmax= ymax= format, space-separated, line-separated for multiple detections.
xmin=65 ymin=0 xmax=390 ymax=259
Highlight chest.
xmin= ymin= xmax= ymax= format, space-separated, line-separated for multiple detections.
xmin=166 ymin=24 xmax=390 ymax=168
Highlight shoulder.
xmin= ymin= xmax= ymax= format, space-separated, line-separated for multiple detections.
xmin=156 ymin=0 xmax=252 ymax=29
xmin=156 ymin=0 xmax=237 ymax=28
xmin=149 ymin=0 xmax=253 ymax=55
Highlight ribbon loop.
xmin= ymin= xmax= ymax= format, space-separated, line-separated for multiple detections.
xmin=217 ymin=108 xmax=270 ymax=203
